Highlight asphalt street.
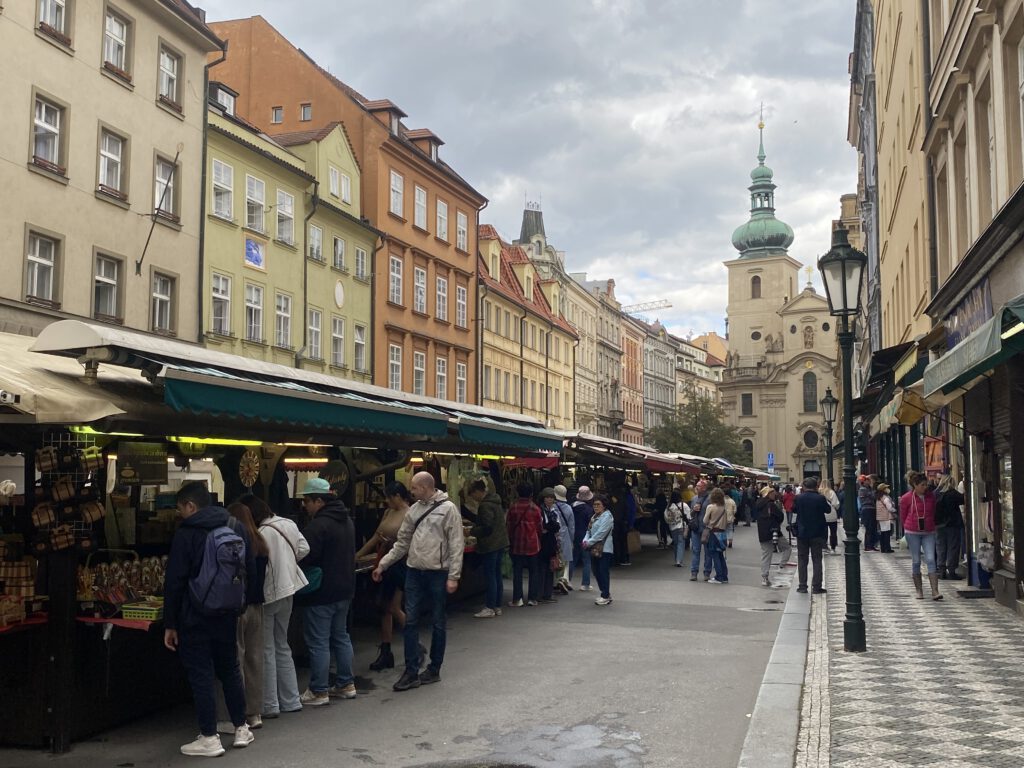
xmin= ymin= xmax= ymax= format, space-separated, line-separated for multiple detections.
xmin=2 ymin=527 xmax=790 ymax=768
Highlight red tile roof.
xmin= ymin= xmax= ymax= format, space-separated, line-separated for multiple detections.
xmin=478 ymin=224 xmax=500 ymax=241
xmin=364 ymin=99 xmax=408 ymax=117
xmin=271 ymin=122 xmax=341 ymax=146
xmin=404 ymin=128 xmax=444 ymax=145
xmin=705 ymin=353 xmax=726 ymax=367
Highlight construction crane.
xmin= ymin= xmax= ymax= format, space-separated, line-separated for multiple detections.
xmin=621 ymin=299 xmax=672 ymax=316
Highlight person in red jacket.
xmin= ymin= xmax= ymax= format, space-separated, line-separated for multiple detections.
xmin=899 ymin=470 xmax=942 ymax=601
xmin=506 ymin=482 xmax=543 ymax=607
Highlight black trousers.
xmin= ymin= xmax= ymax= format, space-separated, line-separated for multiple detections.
xmin=797 ymin=537 xmax=825 ymax=590
xmin=178 ymin=621 xmax=246 ymax=737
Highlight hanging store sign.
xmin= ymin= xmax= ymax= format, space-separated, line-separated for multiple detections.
xmin=117 ymin=442 xmax=168 ymax=486
xmin=945 ymin=278 xmax=992 ymax=350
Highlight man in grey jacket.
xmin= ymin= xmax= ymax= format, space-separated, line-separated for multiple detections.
xmin=373 ymin=472 xmax=464 ymax=692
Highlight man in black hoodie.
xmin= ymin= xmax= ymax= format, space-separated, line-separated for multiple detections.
xmin=163 ymin=482 xmax=251 ymax=757
xmin=295 ymin=477 xmax=356 ymax=707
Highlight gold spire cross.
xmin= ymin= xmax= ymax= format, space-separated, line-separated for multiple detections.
xmin=805 ymin=266 xmax=814 ymax=283
xmin=759 ymin=101 xmax=765 ymax=130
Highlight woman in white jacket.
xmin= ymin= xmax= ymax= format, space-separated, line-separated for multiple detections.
xmin=251 ymin=496 xmax=309 ymax=717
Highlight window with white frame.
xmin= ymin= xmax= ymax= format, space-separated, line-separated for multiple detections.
xmin=25 ymin=233 xmax=57 ymax=303
xmin=333 ymin=237 xmax=346 ymax=270
xmin=483 ymin=365 xmax=492 ymax=400
xmin=94 ymin=255 xmax=119 ymax=318
xmin=277 ymin=190 xmax=295 ymax=244
xmin=246 ymin=175 xmax=265 ymax=232
xmin=211 ymin=273 xmax=231 ymax=335
xmin=331 ymin=317 xmax=345 ymax=366
xmin=455 ymin=285 xmax=467 ymax=328
xmin=98 ymin=130 xmax=125 ymax=195
xmin=158 ymin=46 xmax=180 ymax=106
xmin=388 ymin=344 xmax=402 ymax=390
xmin=354 ymin=325 xmax=366 ymax=371
xmin=436 ymin=276 xmax=448 ymax=321
xmin=212 ymin=159 xmax=233 ymax=219
xmin=274 ymin=292 xmax=291 ymax=347
xmin=456 ymin=362 xmax=467 ymax=403
xmin=308 ymin=309 xmax=322 ymax=359
xmin=39 ymin=0 xmax=68 ymax=36
xmin=33 ymin=97 xmax=63 ymax=170
xmin=389 ymin=170 xmax=404 ymax=216
xmin=154 ymin=157 xmax=177 ymax=218
xmin=152 ymin=272 xmax=174 ymax=332
xmin=503 ymin=372 xmax=510 ymax=403
xmin=355 ymin=247 xmax=367 ymax=279
xmin=244 ymin=284 xmax=263 ymax=342
xmin=300 ymin=103 xmax=312 ymax=122
xmin=414 ymin=185 xmax=427 ymax=229
xmin=341 ymin=173 xmax=351 ymax=203
xmin=414 ymin=267 xmax=427 ymax=313
xmin=328 ymin=166 xmax=340 ymax=198
xmin=308 ymin=224 xmax=323 ymax=261
xmin=215 ymin=88 xmax=235 ymax=116
xmin=413 ymin=351 xmax=426 ymax=395
xmin=456 ymin=211 xmax=468 ymax=250
xmin=103 ymin=10 xmax=130 ymax=74
xmin=389 ymin=255 xmax=403 ymax=304
xmin=271 ymin=106 xmax=283 ymax=124
xmin=435 ymin=357 xmax=447 ymax=400
xmin=436 ymin=199 xmax=448 ymax=240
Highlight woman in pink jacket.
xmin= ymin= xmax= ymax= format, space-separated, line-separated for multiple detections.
xmin=899 ymin=470 xmax=942 ymax=600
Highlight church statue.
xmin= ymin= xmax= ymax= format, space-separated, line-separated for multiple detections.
xmin=803 ymin=325 xmax=814 ymax=349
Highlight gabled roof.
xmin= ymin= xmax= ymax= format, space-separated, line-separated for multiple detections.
xmin=404 ymin=128 xmax=444 ymax=146
xmin=364 ymin=99 xmax=408 ymax=117
xmin=705 ymin=353 xmax=726 ymax=367
xmin=161 ymin=0 xmax=224 ymax=49
xmin=478 ymin=224 xmax=500 ymax=241
xmin=778 ymin=287 xmax=831 ymax=315
xmin=271 ymin=120 xmax=363 ymax=174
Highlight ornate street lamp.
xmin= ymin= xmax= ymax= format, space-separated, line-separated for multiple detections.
xmin=818 ymin=224 xmax=868 ymax=653
xmin=820 ymin=388 xmax=838 ymax=486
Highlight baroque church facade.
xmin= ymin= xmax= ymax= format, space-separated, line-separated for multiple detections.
xmin=720 ymin=124 xmax=838 ymax=483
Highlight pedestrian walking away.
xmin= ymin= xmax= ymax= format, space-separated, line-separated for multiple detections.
xmin=505 ymin=482 xmax=543 ymax=606
xmin=582 ymin=494 xmax=615 ymax=604
xmin=793 ymin=477 xmax=828 ymax=594
xmin=464 ymin=478 xmax=509 ymax=617
xmin=702 ymin=488 xmax=732 ymax=583
xmin=900 ymin=470 xmax=943 ymax=600
xmin=569 ymin=486 xmax=595 ymax=591
xmin=858 ymin=474 xmax=879 ymax=551
xmin=374 ymin=471 xmax=464 ymax=692
xmin=756 ymin=486 xmax=791 ymax=586
xmin=823 ymin=482 xmax=840 ymax=553
xmin=664 ymin=490 xmax=689 ymax=567
xmin=688 ymin=480 xmax=713 ymax=581
xmin=934 ymin=475 xmax=965 ymax=579
xmin=875 ymin=482 xmax=896 ymax=553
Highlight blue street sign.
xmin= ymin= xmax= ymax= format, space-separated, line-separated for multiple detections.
xmin=767 ymin=452 xmax=775 ymax=471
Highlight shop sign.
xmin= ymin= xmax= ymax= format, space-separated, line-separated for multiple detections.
xmin=945 ymin=278 xmax=992 ymax=349
xmin=117 ymin=442 xmax=168 ymax=486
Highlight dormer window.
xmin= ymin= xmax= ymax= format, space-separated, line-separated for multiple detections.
xmin=525 ymin=275 xmax=533 ymax=298
xmin=430 ymin=142 xmax=438 ymax=162
xmin=490 ymin=253 xmax=499 ymax=280
xmin=534 ymin=241 xmax=542 ymax=256
xmin=216 ymin=88 xmax=235 ymax=116
xmin=390 ymin=114 xmax=400 ymax=135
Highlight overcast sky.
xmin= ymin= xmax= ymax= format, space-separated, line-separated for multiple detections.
xmin=203 ymin=0 xmax=857 ymax=339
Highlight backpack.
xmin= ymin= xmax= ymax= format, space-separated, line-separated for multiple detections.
xmin=189 ymin=525 xmax=247 ymax=617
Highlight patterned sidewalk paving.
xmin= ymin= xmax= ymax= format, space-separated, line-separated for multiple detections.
xmin=799 ymin=549 xmax=1024 ymax=768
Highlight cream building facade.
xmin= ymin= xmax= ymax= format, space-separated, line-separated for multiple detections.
xmin=0 ymin=0 xmax=222 ymax=339
xmin=672 ymin=335 xmax=722 ymax=405
xmin=574 ymin=275 xmax=624 ymax=439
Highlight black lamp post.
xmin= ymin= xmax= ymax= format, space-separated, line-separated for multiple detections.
xmin=818 ymin=224 xmax=868 ymax=653
xmin=820 ymin=388 xmax=838 ymax=486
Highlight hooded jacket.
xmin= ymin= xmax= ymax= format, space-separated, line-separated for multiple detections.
xmin=469 ymin=490 xmax=509 ymax=554
xmin=755 ymin=497 xmax=785 ymax=543
xmin=296 ymin=499 xmax=355 ymax=607
xmin=379 ymin=490 xmax=465 ymax=580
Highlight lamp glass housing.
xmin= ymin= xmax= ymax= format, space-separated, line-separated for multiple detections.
xmin=818 ymin=226 xmax=867 ymax=317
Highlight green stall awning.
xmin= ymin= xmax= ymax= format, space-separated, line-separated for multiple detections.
xmin=923 ymin=293 xmax=1024 ymax=398
xmin=455 ymin=415 xmax=563 ymax=453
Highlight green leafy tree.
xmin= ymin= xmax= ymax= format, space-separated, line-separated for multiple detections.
xmin=648 ymin=386 xmax=749 ymax=463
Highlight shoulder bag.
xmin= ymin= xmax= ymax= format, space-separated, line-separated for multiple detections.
xmin=587 ymin=513 xmax=612 ymax=558
xmin=264 ymin=521 xmax=322 ymax=597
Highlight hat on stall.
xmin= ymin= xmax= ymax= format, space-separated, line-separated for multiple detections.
xmin=760 ymin=485 xmax=775 ymax=498
xmin=554 ymin=485 xmax=568 ymax=502
xmin=540 ymin=487 xmax=556 ymax=499
xmin=576 ymin=486 xmax=594 ymax=502
xmin=297 ymin=477 xmax=333 ymax=497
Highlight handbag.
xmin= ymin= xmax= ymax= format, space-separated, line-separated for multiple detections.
xmin=587 ymin=513 xmax=611 ymax=557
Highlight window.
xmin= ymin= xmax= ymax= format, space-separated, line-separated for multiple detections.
xmin=93 ymin=255 xmax=119 ymax=319
xmin=152 ymin=272 xmax=174 ymax=333
xmin=246 ymin=175 xmax=265 ymax=232
xmin=504 ymin=310 xmax=511 ymax=338
xmin=98 ymin=130 xmax=125 ymax=196
xmin=215 ymin=89 xmax=235 ymax=115
xmin=741 ymin=393 xmax=753 ymax=416
xmin=308 ymin=224 xmax=323 ymax=262
xmin=456 ymin=211 xmax=468 ymax=250
xmin=103 ymin=10 xmax=130 ymax=75
xmin=355 ymin=247 xmax=367 ymax=279
xmin=39 ymin=0 xmax=68 ymax=38
xmin=456 ymin=362 xmax=467 ymax=403
xmin=211 ymin=273 xmax=231 ymax=335
xmin=751 ymin=275 xmax=761 ymax=299
xmin=332 ymin=237 xmax=346 ymax=270
xmin=331 ymin=317 xmax=345 ymax=366
xmin=435 ymin=276 xmax=448 ymax=321
xmin=354 ymin=325 xmax=366 ymax=371
xmin=490 ymin=253 xmax=499 ymax=279
xmin=328 ymin=166 xmax=340 ymax=198
xmin=483 ymin=301 xmax=491 ymax=331
xmin=436 ymin=357 xmax=447 ymax=400
xmin=271 ymin=106 xmax=283 ymax=124
xmin=388 ymin=256 xmax=403 ymax=304
xmin=274 ymin=292 xmax=291 ymax=347
xmin=513 ymin=374 xmax=520 ymax=405
xmin=25 ymin=233 xmax=57 ymax=303
xmin=414 ymin=267 xmax=427 ymax=313
xmin=388 ymin=344 xmax=402 ymax=390
xmin=212 ymin=159 xmax=233 ymax=219
xmin=154 ymin=156 xmax=177 ymax=218
xmin=340 ymin=173 xmax=351 ymax=203
xmin=742 ymin=440 xmax=754 ymax=460
xmin=33 ymin=97 xmax=63 ymax=171
xmin=436 ymin=200 xmax=448 ymax=240
xmin=308 ymin=309 xmax=322 ymax=359
xmin=483 ymin=365 xmax=492 ymax=400
xmin=504 ymin=372 xmax=511 ymax=403
xmin=244 ymin=284 xmax=263 ymax=342
xmin=525 ymin=275 xmax=533 ymax=298
xmin=389 ymin=170 xmax=404 ymax=217
xmin=456 ymin=285 xmax=467 ymax=328
xmin=276 ymin=190 xmax=295 ymax=244
xmin=157 ymin=46 xmax=180 ymax=108
xmin=300 ymin=103 xmax=312 ymax=121
xmin=414 ymin=185 xmax=427 ymax=229
xmin=413 ymin=351 xmax=426 ymax=395
xmin=802 ymin=372 xmax=818 ymax=413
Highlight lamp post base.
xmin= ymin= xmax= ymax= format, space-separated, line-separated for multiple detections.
xmin=843 ymin=618 xmax=866 ymax=653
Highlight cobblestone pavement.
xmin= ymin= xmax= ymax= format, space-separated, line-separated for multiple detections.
xmin=802 ymin=549 xmax=1024 ymax=768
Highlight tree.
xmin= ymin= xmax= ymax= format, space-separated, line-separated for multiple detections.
xmin=648 ymin=386 xmax=749 ymax=463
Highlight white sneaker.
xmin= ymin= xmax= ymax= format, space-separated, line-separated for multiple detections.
xmin=507 ymin=599 xmax=523 ymax=607
xmin=595 ymin=597 xmax=612 ymax=606
xmin=233 ymin=723 xmax=254 ymax=748
xmin=474 ymin=608 xmax=496 ymax=618
xmin=299 ymin=688 xmax=330 ymax=706
xmin=761 ymin=575 xmax=771 ymax=587
xmin=580 ymin=585 xmax=593 ymax=591
xmin=247 ymin=714 xmax=262 ymax=729
xmin=494 ymin=608 xmax=502 ymax=616
xmin=708 ymin=578 xmax=723 ymax=584
xmin=181 ymin=734 xmax=225 ymax=757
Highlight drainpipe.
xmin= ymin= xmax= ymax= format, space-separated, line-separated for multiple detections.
xmin=369 ymin=234 xmax=385 ymax=381
xmin=197 ymin=44 xmax=228 ymax=343
xmin=295 ymin=180 xmax=319 ymax=368
xmin=519 ymin=312 xmax=526 ymax=415
xmin=478 ymin=283 xmax=487 ymax=406
xmin=921 ymin=0 xmax=939 ymax=299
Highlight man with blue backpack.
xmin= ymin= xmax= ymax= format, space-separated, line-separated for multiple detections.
xmin=164 ymin=481 xmax=254 ymax=757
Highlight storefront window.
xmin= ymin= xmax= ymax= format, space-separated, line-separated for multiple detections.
xmin=999 ymin=454 xmax=1015 ymax=571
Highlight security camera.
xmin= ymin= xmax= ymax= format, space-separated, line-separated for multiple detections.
xmin=0 ymin=391 xmax=21 ymax=405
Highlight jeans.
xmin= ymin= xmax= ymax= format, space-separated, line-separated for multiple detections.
xmin=708 ymin=533 xmax=728 ymax=581
xmin=403 ymin=568 xmax=449 ymax=674
xmin=935 ymin=527 xmax=961 ymax=573
xmin=481 ymin=548 xmax=505 ymax=609
xmin=262 ymin=596 xmax=301 ymax=714
xmin=798 ymin=537 xmax=825 ymax=589
xmin=862 ymin=516 xmax=878 ymax=549
xmin=303 ymin=599 xmax=353 ymax=693
xmin=511 ymin=553 xmax=539 ymax=602
xmin=592 ymin=552 xmax=613 ymax=598
xmin=569 ymin=542 xmax=591 ymax=587
xmin=905 ymin=531 xmax=938 ymax=575
xmin=671 ymin=528 xmax=686 ymax=564
xmin=760 ymin=538 xmax=792 ymax=578
xmin=178 ymin=621 xmax=246 ymax=737
xmin=690 ymin=528 xmax=713 ymax=576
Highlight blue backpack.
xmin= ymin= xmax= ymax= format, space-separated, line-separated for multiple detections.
xmin=189 ymin=525 xmax=247 ymax=617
